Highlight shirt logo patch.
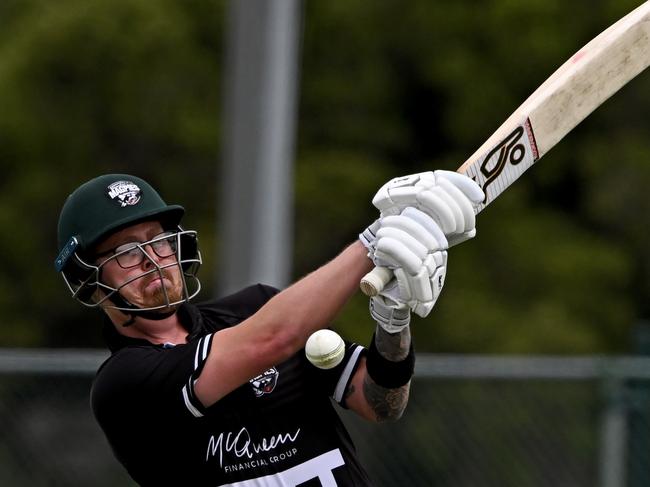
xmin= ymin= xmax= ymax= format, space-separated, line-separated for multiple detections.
xmin=249 ymin=367 xmax=279 ymax=397
xmin=106 ymin=180 xmax=142 ymax=207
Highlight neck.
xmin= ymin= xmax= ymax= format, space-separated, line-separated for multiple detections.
xmin=105 ymin=307 xmax=188 ymax=345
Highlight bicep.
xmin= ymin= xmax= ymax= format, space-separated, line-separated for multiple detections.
xmin=193 ymin=321 xmax=292 ymax=408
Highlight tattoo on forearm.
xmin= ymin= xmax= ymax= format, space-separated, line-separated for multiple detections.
xmin=363 ymin=378 xmax=410 ymax=422
xmin=375 ymin=325 xmax=411 ymax=361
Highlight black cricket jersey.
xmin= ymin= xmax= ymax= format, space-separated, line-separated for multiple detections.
xmin=91 ymin=284 xmax=373 ymax=486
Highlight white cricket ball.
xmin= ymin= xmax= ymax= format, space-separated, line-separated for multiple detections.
xmin=305 ymin=329 xmax=345 ymax=369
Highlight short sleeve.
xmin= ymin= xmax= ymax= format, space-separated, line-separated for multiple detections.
xmin=180 ymin=333 xmax=215 ymax=417
xmin=306 ymin=339 xmax=366 ymax=408
xmin=92 ymin=337 xmax=215 ymax=424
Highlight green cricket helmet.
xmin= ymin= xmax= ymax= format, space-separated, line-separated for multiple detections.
xmin=55 ymin=174 xmax=202 ymax=316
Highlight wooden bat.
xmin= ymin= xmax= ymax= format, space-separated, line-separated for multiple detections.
xmin=360 ymin=1 xmax=650 ymax=297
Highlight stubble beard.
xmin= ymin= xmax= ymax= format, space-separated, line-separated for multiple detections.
xmin=149 ymin=282 xmax=183 ymax=308
xmin=143 ymin=269 xmax=184 ymax=310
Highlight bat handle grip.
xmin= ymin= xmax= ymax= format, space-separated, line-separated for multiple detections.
xmin=360 ymin=267 xmax=393 ymax=296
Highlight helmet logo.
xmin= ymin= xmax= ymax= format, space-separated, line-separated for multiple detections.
xmin=106 ymin=181 xmax=142 ymax=207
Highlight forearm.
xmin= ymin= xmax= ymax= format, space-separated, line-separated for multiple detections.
xmin=195 ymin=241 xmax=374 ymax=406
xmin=254 ymin=240 xmax=373 ymax=354
xmin=362 ymin=326 xmax=412 ymax=422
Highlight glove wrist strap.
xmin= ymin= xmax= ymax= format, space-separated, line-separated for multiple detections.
xmin=369 ymin=296 xmax=410 ymax=334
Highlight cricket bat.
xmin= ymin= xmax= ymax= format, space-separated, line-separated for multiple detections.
xmin=360 ymin=1 xmax=650 ymax=297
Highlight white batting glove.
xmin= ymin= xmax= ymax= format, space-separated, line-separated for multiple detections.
xmin=369 ymin=279 xmax=411 ymax=334
xmin=371 ymin=207 xmax=447 ymax=270
xmin=367 ymin=208 xmax=448 ymax=319
xmin=372 ymin=170 xmax=484 ymax=246
xmin=359 ymin=219 xmax=381 ymax=254
xmin=393 ymin=250 xmax=447 ymax=317
xmin=370 ymin=248 xmax=447 ymax=326
xmin=359 ymin=207 xmax=446 ymax=265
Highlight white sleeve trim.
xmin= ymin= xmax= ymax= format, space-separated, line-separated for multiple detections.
xmin=333 ymin=345 xmax=364 ymax=404
xmin=182 ymin=384 xmax=204 ymax=418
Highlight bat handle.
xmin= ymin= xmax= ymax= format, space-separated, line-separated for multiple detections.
xmin=360 ymin=267 xmax=393 ymax=296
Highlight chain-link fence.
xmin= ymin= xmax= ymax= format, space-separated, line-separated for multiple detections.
xmin=1 ymin=349 xmax=649 ymax=486
xmin=342 ymin=356 xmax=650 ymax=487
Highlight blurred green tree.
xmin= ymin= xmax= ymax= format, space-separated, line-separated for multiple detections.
xmin=0 ymin=0 xmax=647 ymax=354
xmin=0 ymin=0 xmax=225 ymax=346
xmin=297 ymin=0 xmax=648 ymax=353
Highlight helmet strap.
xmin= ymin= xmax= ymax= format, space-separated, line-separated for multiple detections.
xmin=121 ymin=308 xmax=178 ymax=327
xmin=121 ymin=315 xmax=136 ymax=327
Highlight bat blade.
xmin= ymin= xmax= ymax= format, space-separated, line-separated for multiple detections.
xmin=462 ymin=0 xmax=650 ymax=213
xmin=361 ymin=1 xmax=650 ymax=297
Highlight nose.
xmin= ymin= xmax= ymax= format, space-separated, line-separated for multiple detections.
xmin=140 ymin=244 xmax=162 ymax=269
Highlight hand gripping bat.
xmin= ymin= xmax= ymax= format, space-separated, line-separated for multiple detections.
xmin=360 ymin=1 xmax=650 ymax=297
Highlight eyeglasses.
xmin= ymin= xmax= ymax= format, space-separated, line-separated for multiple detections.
xmin=96 ymin=231 xmax=178 ymax=269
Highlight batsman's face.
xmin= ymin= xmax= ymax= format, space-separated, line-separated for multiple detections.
xmin=95 ymin=221 xmax=184 ymax=310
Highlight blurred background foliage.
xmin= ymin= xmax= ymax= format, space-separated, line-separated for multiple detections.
xmin=0 ymin=0 xmax=648 ymax=354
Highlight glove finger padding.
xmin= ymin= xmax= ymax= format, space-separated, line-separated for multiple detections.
xmin=434 ymin=170 xmax=485 ymax=204
xmin=374 ymin=236 xmax=426 ymax=275
xmin=372 ymin=170 xmax=484 ymax=247
xmin=415 ymin=190 xmax=457 ymax=234
xmin=371 ymin=208 xmax=448 ymax=273
xmin=380 ymin=213 xmax=440 ymax=249
xmin=400 ymin=207 xmax=449 ymax=248
xmin=428 ymin=186 xmax=466 ymax=234
xmin=437 ymin=178 xmax=476 ymax=232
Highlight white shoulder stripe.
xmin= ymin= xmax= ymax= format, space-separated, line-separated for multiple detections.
xmin=193 ymin=334 xmax=213 ymax=370
xmin=202 ymin=333 xmax=212 ymax=361
xmin=193 ymin=338 xmax=202 ymax=370
xmin=333 ymin=345 xmax=364 ymax=404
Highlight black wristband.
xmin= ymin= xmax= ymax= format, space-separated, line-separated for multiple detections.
xmin=366 ymin=332 xmax=415 ymax=389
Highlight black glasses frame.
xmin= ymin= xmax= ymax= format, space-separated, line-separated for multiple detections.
xmin=95 ymin=231 xmax=178 ymax=269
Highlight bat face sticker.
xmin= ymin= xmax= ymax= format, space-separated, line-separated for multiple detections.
xmin=361 ymin=1 xmax=650 ymax=297
xmin=465 ymin=119 xmax=539 ymax=210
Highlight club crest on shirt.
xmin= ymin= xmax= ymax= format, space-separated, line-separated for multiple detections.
xmin=106 ymin=180 xmax=142 ymax=207
xmin=249 ymin=367 xmax=279 ymax=397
